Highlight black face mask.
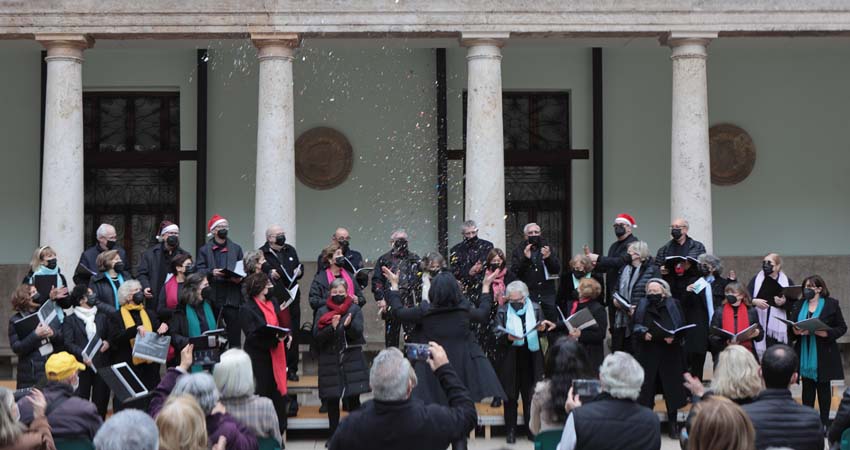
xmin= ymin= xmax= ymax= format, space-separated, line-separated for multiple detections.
xmin=113 ymin=262 xmax=125 ymax=273
xmin=260 ymin=261 xmax=273 ymax=274
xmin=31 ymin=292 xmax=42 ymax=304
xmin=338 ymin=239 xmax=350 ymax=251
xmin=331 ymin=294 xmax=346 ymax=305
xmin=56 ymin=296 xmax=75 ymax=310
xmin=509 ymin=301 xmax=524 ymax=311
xmin=131 ymin=292 xmax=145 ymax=304
xmin=489 ymin=263 xmax=502 ymax=271
xmin=216 ymin=229 xmax=229 ymax=240
xmin=184 ymin=264 xmax=197 ymax=275
xmin=464 ymin=235 xmax=478 ymax=245
xmin=725 ymin=294 xmax=740 ymax=304
xmin=428 ymin=269 xmax=440 ymax=277
xmin=803 ymin=288 xmax=817 ymax=300
xmin=614 ymin=224 xmax=626 ymax=238
xmin=334 ymin=256 xmax=346 ymax=267
xmin=671 ymin=228 xmax=683 ymax=240
xmin=165 ymin=235 xmax=179 ymax=248
xmin=86 ymin=293 xmax=98 ymax=307
xmin=201 ymin=286 xmax=212 ymax=299
xmin=45 ymin=258 xmax=57 ymax=270
xmin=647 ymin=293 xmax=663 ymax=305
xmin=699 ymin=265 xmax=712 ymax=276
xmin=762 ymin=261 xmax=774 ymax=275
xmin=106 ymin=240 xmax=117 ymax=250
xmin=393 ymin=239 xmax=408 ymax=254
xmin=275 ymin=234 xmax=286 ymax=246
xmin=527 ymin=235 xmax=542 ymax=248
xmin=573 ymin=270 xmax=587 ymax=279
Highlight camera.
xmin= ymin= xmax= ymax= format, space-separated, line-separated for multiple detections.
xmin=572 ymin=379 xmax=601 ymax=399
xmin=404 ymin=343 xmax=431 ymax=361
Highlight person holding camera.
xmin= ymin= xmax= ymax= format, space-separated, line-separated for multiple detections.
xmin=313 ymin=278 xmax=369 ymax=440
xmin=328 ymin=343 xmax=477 ymax=450
xmin=509 ymin=223 xmax=561 ymax=323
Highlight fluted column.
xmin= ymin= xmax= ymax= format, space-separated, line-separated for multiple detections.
xmin=252 ymin=34 xmax=300 ymax=247
xmin=462 ymin=32 xmax=509 ymax=250
xmin=35 ymin=34 xmax=93 ymax=284
xmin=666 ymin=32 xmax=717 ymax=253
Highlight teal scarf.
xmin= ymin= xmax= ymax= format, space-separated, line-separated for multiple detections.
xmin=506 ymin=299 xmax=540 ymax=352
xmin=186 ymin=301 xmax=216 ymax=373
xmin=798 ymin=297 xmax=824 ymax=381
xmin=32 ymin=265 xmax=64 ymax=288
xmin=571 ymin=272 xmax=591 ymax=290
xmin=104 ymin=272 xmax=125 ymax=310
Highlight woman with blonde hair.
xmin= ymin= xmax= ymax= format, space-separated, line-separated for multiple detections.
xmin=684 ymin=345 xmax=764 ymax=406
xmin=23 ymin=246 xmax=68 ymax=304
xmin=156 ymin=394 xmax=225 ymax=450
xmin=684 ymin=396 xmax=756 ymax=450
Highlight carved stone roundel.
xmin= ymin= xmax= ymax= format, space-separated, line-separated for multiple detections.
xmin=709 ymin=123 xmax=756 ymax=186
xmin=295 ymin=127 xmax=353 ymax=190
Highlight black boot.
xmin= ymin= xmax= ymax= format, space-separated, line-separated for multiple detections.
xmin=668 ymin=421 xmax=680 ymax=440
xmin=506 ymin=427 xmax=516 ymax=444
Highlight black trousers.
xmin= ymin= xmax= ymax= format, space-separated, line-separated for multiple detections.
xmin=220 ymin=306 xmax=242 ymax=348
xmin=384 ymin=291 xmax=415 ymax=348
xmin=802 ymin=377 xmax=832 ymax=426
xmin=75 ymin=367 xmax=110 ymax=418
xmin=531 ymin=292 xmax=557 ymax=323
xmin=687 ymin=352 xmax=707 ymax=381
xmin=610 ymin=327 xmax=632 ymax=354
xmin=326 ymin=396 xmax=361 ymax=436
xmin=286 ymin=301 xmax=301 ymax=375
xmin=504 ymin=347 xmax=535 ymax=435
xmin=258 ymin=381 xmax=289 ymax=434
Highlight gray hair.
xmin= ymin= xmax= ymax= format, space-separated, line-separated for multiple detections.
xmin=461 ymin=220 xmax=477 ymax=230
xmin=214 ymin=349 xmax=256 ymax=399
xmin=698 ymin=253 xmax=723 ymax=274
xmin=93 ymin=409 xmax=159 ymax=450
xmin=117 ymin=279 xmax=142 ymax=306
xmin=523 ymin=222 xmax=540 ymax=235
xmin=330 ymin=278 xmax=349 ymax=292
xmin=599 ymin=352 xmax=644 ymax=400
xmin=243 ymin=250 xmax=263 ymax=275
xmin=0 ymin=387 xmax=23 ymax=445
xmin=627 ymin=241 xmax=651 ymax=261
xmin=96 ymin=223 xmax=115 ymax=239
xmin=370 ymin=347 xmax=417 ymax=402
xmin=390 ymin=229 xmax=407 ymax=240
xmin=646 ymin=278 xmax=672 ymax=298
xmin=172 ymin=372 xmax=220 ymax=415
xmin=505 ymin=280 xmax=529 ymax=299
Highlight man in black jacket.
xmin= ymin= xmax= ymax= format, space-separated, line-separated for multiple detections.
xmin=449 ymin=220 xmax=494 ymax=302
xmin=329 ymin=343 xmax=476 ymax=450
xmin=742 ymin=345 xmax=823 ymax=450
xmin=557 ymin=351 xmax=660 ymax=450
xmin=654 ymin=218 xmax=706 ymax=273
xmin=314 ymin=227 xmax=366 ymax=288
xmin=75 ymin=223 xmax=128 ymax=285
xmin=371 ymin=229 xmax=421 ymax=348
xmin=509 ymin=222 xmax=561 ymax=322
xmin=196 ymin=214 xmax=244 ymax=347
xmin=137 ymin=221 xmax=189 ymax=309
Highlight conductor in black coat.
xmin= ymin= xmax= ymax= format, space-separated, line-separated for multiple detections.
xmin=509 ymin=222 xmax=561 ymax=323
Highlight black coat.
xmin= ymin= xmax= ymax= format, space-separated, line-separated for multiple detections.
xmin=790 ymin=297 xmax=847 ymax=382
xmin=555 ymin=273 xmax=605 ymax=313
xmin=137 ymin=243 xmax=190 ymax=309
xmin=62 ymin=307 xmax=114 ymax=369
xmin=168 ymin=301 xmax=217 ymax=352
xmin=572 ymin=393 xmax=661 ymax=450
xmin=557 ymin=299 xmax=608 ymax=373
xmin=492 ymin=302 xmax=545 ymax=400
xmin=328 ymin=364 xmax=477 ymax=450
xmin=371 ymin=250 xmax=422 ymax=302
xmin=613 ymin=260 xmax=659 ymax=333
xmin=632 ymin=296 xmax=688 ymax=410
xmin=592 ymin=233 xmax=638 ymax=304
xmin=261 ymin=242 xmax=304 ymax=307
xmin=108 ymin=306 xmax=161 ymax=367
xmin=654 ymin=236 xmax=706 ymax=267
xmin=8 ymin=309 xmax=63 ymax=389
xmin=240 ymin=297 xmax=286 ymax=396
xmin=389 ymin=290 xmax=504 ymax=403
xmin=509 ymin=240 xmax=560 ymax=295
xmin=742 ymin=388 xmax=824 ymax=450
xmin=449 ymin=237 xmax=494 ymax=294
xmin=708 ymin=303 xmax=763 ymax=357
xmin=88 ymin=271 xmax=132 ymax=312
xmin=75 ymin=244 xmax=129 ymax=285
xmin=668 ymin=274 xmax=709 ymax=354
xmin=313 ymin=304 xmax=369 ymax=399
xmin=197 ymin=238 xmax=244 ymax=309
xmin=308 ymin=269 xmax=367 ymax=314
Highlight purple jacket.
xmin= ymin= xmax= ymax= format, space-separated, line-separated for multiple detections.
xmin=149 ymin=368 xmax=258 ymax=450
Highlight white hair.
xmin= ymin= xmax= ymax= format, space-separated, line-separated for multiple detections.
xmin=117 ymin=279 xmax=141 ymax=306
xmin=627 ymin=241 xmax=651 ymax=261
xmin=599 ymin=352 xmax=644 ymax=400
xmin=646 ymin=278 xmax=672 ymax=298
xmin=505 ymin=280 xmax=529 ymax=299
xmin=173 ymin=372 xmax=220 ymax=415
xmin=698 ymin=253 xmax=724 ymax=274
xmin=523 ymin=222 xmax=540 ymax=235
xmin=96 ymin=223 xmax=115 ymax=239
xmin=94 ymin=409 xmax=159 ymax=450
xmin=370 ymin=348 xmax=416 ymax=401
xmin=213 ymin=349 xmax=256 ymax=399
xmin=461 ymin=220 xmax=477 ymax=230
xmin=391 ymin=229 xmax=408 ymax=240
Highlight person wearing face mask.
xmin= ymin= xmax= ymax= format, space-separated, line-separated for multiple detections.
xmin=88 ymin=249 xmax=132 ymax=312
xmin=612 ymin=241 xmax=659 ymax=354
xmin=168 ymin=273 xmax=218 ymax=365
xmin=8 ymin=285 xmax=63 ymax=390
xmin=315 ymin=228 xmax=366 ymax=287
xmin=632 ymin=279 xmax=688 ymax=439
xmin=138 ymin=221 xmax=190 ymax=311
xmin=61 ymin=284 xmax=114 ymax=417
xmin=109 ymin=279 xmax=168 ymax=411
xmin=554 ymin=278 xmax=608 ymax=374
xmin=790 ymin=275 xmax=847 ymax=427
xmin=16 ymin=351 xmax=103 ymax=440
xmin=747 ymin=253 xmax=794 ymax=359
xmin=693 ymin=254 xmax=735 ymax=309
xmin=449 ymin=220 xmax=494 ymax=303
xmin=482 ymin=248 xmax=514 ymax=405
xmin=509 ymin=222 xmax=561 ymax=324
xmin=240 ymin=272 xmax=291 ymax=438
xmin=313 ymin=278 xmax=369 ymax=440
xmin=372 ymin=229 xmax=422 ymax=348
xmin=197 ymin=214 xmax=245 ymax=348
xmin=156 ymin=253 xmax=194 ymax=324
xmin=23 ymin=246 xmax=69 ymax=315
xmin=554 ymin=254 xmax=604 ymax=344
xmin=708 ymin=282 xmax=763 ymax=361
xmin=654 ymin=218 xmax=706 ymax=272
xmin=75 ymin=223 xmax=129 ymax=286
xmin=662 ymin=255 xmax=709 ymax=380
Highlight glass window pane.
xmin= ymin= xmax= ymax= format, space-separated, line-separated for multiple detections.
xmin=134 ymin=98 xmax=162 ymax=152
xmin=98 ymin=98 xmax=127 ymax=152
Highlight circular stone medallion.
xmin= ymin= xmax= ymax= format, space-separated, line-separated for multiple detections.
xmin=709 ymin=123 xmax=756 ymax=186
xmin=295 ymin=127 xmax=353 ymax=190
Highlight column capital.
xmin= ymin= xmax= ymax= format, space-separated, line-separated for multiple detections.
xmin=35 ymin=34 xmax=93 ymax=62
xmin=460 ymin=32 xmax=510 ymax=48
xmin=251 ymin=33 xmax=301 ymax=61
xmin=661 ymin=32 xmax=717 ymax=59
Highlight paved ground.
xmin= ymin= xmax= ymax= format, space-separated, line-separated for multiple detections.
xmin=283 ymin=436 xmax=684 ymax=449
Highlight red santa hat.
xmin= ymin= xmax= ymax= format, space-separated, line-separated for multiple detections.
xmin=156 ymin=220 xmax=179 ymax=241
xmin=207 ymin=214 xmax=228 ymax=233
xmin=614 ymin=213 xmax=637 ymax=228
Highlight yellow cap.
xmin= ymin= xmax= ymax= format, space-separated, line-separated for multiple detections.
xmin=45 ymin=351 xmax=86 ymax=381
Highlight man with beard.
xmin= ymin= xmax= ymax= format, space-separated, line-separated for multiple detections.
xmin=449 ymin=220 xmax=493 ymax=303
xmin=371 ymin=229 xmax=421 ymax=348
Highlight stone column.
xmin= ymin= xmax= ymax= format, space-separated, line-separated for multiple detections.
xmin=462 ymin=32 xmax=509 ymax=250
xmin=666 ymin=32 xmax=717 ymax=253
xmin=252 ymin=34 xmax=300 ymax=248
xmin=35 ymin=34 xmax=93 ymax=285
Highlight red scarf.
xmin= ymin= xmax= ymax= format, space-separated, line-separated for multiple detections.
xmin=491 ymin=268 xmax=507 ymax=305
xmin=317 ymin=295 xmax=354 ymax=330
xmin=325 ymin=268 xmax=355 ymax=298
xmin=254 ymin=296 xmax=288 ymax=396
xmin=570 ymin=297 xmax=591 ymax=316
xmin=722 ymin=302 xmax=753 ymax=350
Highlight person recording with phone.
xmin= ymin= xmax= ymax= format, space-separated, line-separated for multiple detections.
xmin=509 ymin=223 xmax=561 ymax=323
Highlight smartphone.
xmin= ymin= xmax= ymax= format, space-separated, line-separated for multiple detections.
xmin=404 ymin=343 xmax=431 ymax=361
xmin=572 ymin=379 xmax=601 ymax=398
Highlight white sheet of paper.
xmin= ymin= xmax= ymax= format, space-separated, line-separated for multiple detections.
xmin=233 ymin=260 xmax=246 ymax=277
xmin=692 ymin=277 xmax=709 ymax=294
